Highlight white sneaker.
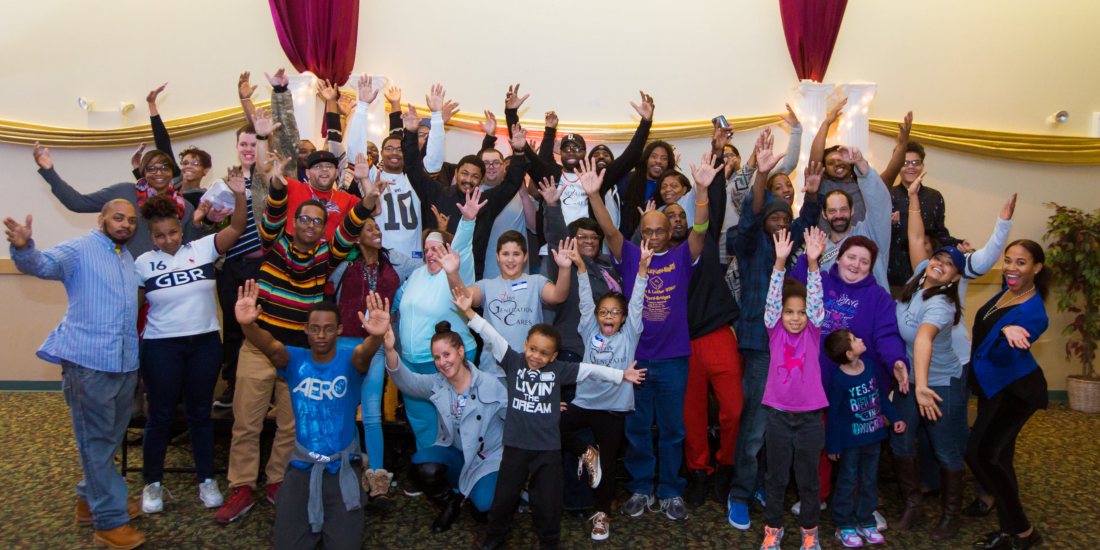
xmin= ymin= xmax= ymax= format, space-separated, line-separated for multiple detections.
xmin=142 ymin=482 xmax=173 ymax=513
xmin=873 ymin=510 xmax=887 ymax=531
xmin=790 ymin=500 xmax=827 ymax=515
xmin=199 ymin=478 xmax=224 ymax=508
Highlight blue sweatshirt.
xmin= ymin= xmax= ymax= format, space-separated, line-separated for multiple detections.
xmin=825 ymin=359 xmax=901 ymax=455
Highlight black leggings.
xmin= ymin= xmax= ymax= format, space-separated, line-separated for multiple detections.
xmin=965 ymin=381 xmax=1042 ymax=534
xmin=561 ymin=403 xmax=626 ymax=514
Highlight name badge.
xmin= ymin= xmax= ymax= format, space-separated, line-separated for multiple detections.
xmin=511 ymin=281 xmax=529 ymax=291
xmin=590 ymin=334 xmax=606 ymax=351
xmin=539 ymin=371 xmax=555 ymax=382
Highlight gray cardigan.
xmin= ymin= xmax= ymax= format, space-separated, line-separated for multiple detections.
xmin=39 ymin=167 xmax=200 ymax=257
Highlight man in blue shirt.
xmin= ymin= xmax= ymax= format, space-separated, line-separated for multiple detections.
xmin=6 ymin=199 xmax=146 ymax=550
xmin=234 ymin=279 xmax=387 ymax=550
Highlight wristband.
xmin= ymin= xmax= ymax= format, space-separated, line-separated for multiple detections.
xmin=272 ymin=84 xmax=289 ymax=93
xmin=692 ymin=220 xmax=709 ymax=232
xmin=255 ymin=134 xmax=269 ymax=141
xmin=695 ymin=198 xmax=710 ymax=207
xmin=909 ymin=209 xmax=920 ymax=213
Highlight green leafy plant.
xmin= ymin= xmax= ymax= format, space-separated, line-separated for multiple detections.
xmin=1044 ymin=203 xmax=1100 ymax=379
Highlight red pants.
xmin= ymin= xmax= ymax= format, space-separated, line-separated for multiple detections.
xmin=683 ymin=326 xmax=745 ymax=474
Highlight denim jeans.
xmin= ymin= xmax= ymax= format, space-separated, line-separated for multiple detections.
xmin=624 ymin=356 xmax=689 ymax=498
xmin=890 ymin=376 xmax=968 ymax=470
xmin=763 ymin=408 xmax=825 ymax=530
xmin=61 ymin=360 xmax=139 ymax=531
xmin=831 ymin=442 xmax=881 ymax=529
xmin=728 ymin=348 xmax=770 ymax=504
xmin=338 ymin=338 xmax=387 ymax=470
xmin=139 ymin=331 xmax=223 ymax=484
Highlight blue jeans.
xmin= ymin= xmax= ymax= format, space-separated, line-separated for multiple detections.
xmin=139 ymin=331 xmax=222 ymax=484
xmin=624 ymin=356 xmax=689 ymax=498
xmin=61 ymin=361 xmax=139 ymax=531
xmin=402 ymin=348 xmax=476 ymax=451
xmin=339 ymin=338 xmax=387 ymax=470
xmin=832 ymin=442 xmax=881 ymax=529
xmin=729 ymin=348 xmax=770 ymax=504
xmin=412 ymin=445 xmax=498 ymax=512
xmin=890 ymin=376 xmax=968 ymax=470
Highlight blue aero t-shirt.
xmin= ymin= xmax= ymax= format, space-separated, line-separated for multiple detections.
xmin=279 ymin=346 xmax=365 ymax=473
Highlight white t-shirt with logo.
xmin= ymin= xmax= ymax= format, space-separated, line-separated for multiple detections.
xmin=136 ymin=234 xmax=221 ymax=339
xmin=371 ymin=166 xmax=423 ymax=259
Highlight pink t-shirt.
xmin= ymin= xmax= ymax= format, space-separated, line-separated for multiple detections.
xmin=761 ymin=268 xmax=829 ymax=411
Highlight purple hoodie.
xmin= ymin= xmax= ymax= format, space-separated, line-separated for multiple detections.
xmin=792 ymin=255 xmax=909 ymax=391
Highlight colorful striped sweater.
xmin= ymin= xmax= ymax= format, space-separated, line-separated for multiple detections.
xmin=257 ymin=183 xmax=369 ymax=347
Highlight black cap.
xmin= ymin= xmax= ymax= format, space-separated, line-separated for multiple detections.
xmin=306 ymin=150 xmax=339 ymax=169
xmin=561 ymin=133 xmax=586 ymax=151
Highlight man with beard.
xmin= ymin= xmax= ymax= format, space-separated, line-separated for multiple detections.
xmin=7 ymin=201 xmax=147 ymax=549
xmin=818 ymin=146 xmax=893 ymax=291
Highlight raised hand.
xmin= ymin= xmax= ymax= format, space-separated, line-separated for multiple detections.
xmin=146 ymin=83 xmax=167 ymax=106
xmin=441 ymin=100 xmax=461 ymax=123
xmin=545 ymin=111 xmax=559 ymax=129
xmin=1002 ymin=325 xmax=1032 ymax=349
xmin=639 ymin=239 xmax=655 ymax=271
xmin=690 ymin=151 xmax=720 ymax=190
xmin=265 ymin=151 xmax=291 ymax=179
xmin=907 ymin=171 xmax=925 ymax=199
xmin=551 ymin=238 xmax=575 ymax=268
xmin=839 ymin=146 xmax=868 ymax=173
xmin=480 ymin=110 xmax=497 ymax=135
xmin=224 ymin=166 xmax=247 ymax=195
xmin=359 ymin=170 xmax=386 ymax=204
xmin=264 ymin=68 xmax=288 ymax=87
xmin=33 ymin=141 xmax=53 ymax=170
xmin=425 ymin=83 xmax=446 ymax=113
xmin=449 ymin=285 xmax=474 ymax=315
xmin=193 ymin=201 xmax=213 ymax=225
xmin=252 ymin=107 xmax=282 ymax=137
xmin=439 ymin=244 xmax=461 ymax=274
xmin=637 ymin=199 xmax=656 ymax=218
xmin=383 ymin=83 xmax=401 ymax=106
xmin=401 ymin=104 xmax=421 ymax=132
xmin=804 ymin=161 xmax=825 ymax=194
xmin=357 ymin=74 xmax=380 ymax=104
xmin=778 ymin=103 xmax=799 ymax=126
xmin=537 ymin=177 xmax=563 ymax=206
xmin=318 ymin=80 xmax=339 ymax=102
xmin=710 ymin=125 xmax=731 ymax=153
xmin=431 ymin=204 xmax=451 ymax=231
xmin=898 ymin=111 xmax=914 ymax=143
xmin=576 ymin=157 xmax=605 ymax=195
xmin=505 ymin=83 xmax=529 ymax=110
xmin=804 ymin=226 xmax=827 ymax=262
xmin=825 ymin=95 xmax=849 ymax=124
xmin=235 ymin=279 xmax=263 ymax=325
xmin=630 ymin=91 xmax=655 ymax=121
xmin=338 ymin=94 xmax=355 ymax=117
xmin=350 ymin=152 xmax=372 ymax=181
xmin=916 ymin=386 xmax=943 ymax=420
xmin=622 ymin=361 xmax=647 ymax=384
xmin=3 ymin=215 xmax=33 ymax=250
xmin=755 ymin=128 xmax=787 ymax=174
xmin=130 ymin=142 xmax=147 ymax=170
xmin=359 ymin=291 xmax=392 ymax=336
xmin=772 ymin=228 xmax=793 ymax=263
xmin=458 ymin=187 xmax=487 ymax=221
xmin=238 ymin=71 xmax=257 ymax=100
xmin=1000 ymin=193 xmax=1017 ymax=221
xmin=508 ymin=123 xmax=528 ymax=153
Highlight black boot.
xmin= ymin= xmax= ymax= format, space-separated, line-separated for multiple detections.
xmin=431 ymin=490 xmax=463 ymax=533
xmin=684 ymin=469 xmax=710 ymax=508
xmin=412 ymin=462 xmax=463 ymax=533
xmin=712 ymin=464 xmax=734 ymax=504
xmin=930 ymin=468 xmax=964 ymax=540
xmin=888 ymin=456 xmax=924 ymax=531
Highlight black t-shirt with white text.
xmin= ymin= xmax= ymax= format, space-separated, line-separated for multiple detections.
xmin=500 ymin=348 xmax=579 ymax=451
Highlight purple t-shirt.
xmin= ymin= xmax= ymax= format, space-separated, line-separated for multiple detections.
xmin=614 ymin=240 xmax=697 ymax=360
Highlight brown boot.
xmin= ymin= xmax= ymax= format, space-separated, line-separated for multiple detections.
xmin=93 ymin=523 xmax=146 ymax=550
xmin=367 ymin=469 xmax=393 ymax=513
xmin=930 ymin=468 xmax=965 ymax=540
xmin=76 ymin=498 xmax=142 ymax=526
xmin=888 ymin=456 xmax=924 ymax=531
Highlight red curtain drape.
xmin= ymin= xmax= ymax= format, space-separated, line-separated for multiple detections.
xmin=268 ymin=0 xmax=359 ymax=86
xmin=778 ymin=0 xmax=848 ymax=82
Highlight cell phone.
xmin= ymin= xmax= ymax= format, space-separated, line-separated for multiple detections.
xmin=712 ymin=115 xmax=730 ymax=128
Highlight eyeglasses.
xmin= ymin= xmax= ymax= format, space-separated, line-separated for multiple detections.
xmin=179 ymin=161 xmax=203 ymax=168
xmin=296 ymin=215 xmax=325 ymax=227
xmin=640 ymin=228 xmax=668 ymax=237
xmin=307 ymin=326 xmax=338 ymax=335
xmin=597 ymin=309 xmax=622 ymax=317
xmin=417 ymin=131 xmax=429 ymax=138
xmin=723 ymin=153 xmax=736 ymax=160
xmin=484 ymin=160 xmax=503 ymax=168
xmin=903 ymin=160 xmax=923 ymax=167
xmin=146 ymin=165 xmax=171 ymax=174
xmin=561 ymin=145 xmax=583 ymax=154
xmin=382 ymin=146 xmax=401 ymax=153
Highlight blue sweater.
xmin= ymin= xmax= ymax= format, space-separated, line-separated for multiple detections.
xmin=825 ymin=360 xmax=901 ymax=455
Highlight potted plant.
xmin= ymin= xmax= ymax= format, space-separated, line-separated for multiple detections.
xmin=1044 ymin=203 xmax=1100 ymax=413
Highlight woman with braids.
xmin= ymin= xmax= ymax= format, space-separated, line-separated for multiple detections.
xmin=967 ymin=239 xmax=1050 ymax=550
xmin=619 ymin=140 xmax=677 ymax=236
xmin=133 ymin=168 xmax=248 ymax=515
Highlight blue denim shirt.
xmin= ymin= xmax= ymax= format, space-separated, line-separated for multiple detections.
xmin=12 ymin=230 xmax=139 ymax=372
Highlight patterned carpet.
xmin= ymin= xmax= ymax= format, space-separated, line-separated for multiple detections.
xmin=0 ymin=392 xmax=1095 ymax=550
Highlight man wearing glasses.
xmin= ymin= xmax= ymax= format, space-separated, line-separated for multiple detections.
xmin=214 ymin=124 xmax=379 ymax=525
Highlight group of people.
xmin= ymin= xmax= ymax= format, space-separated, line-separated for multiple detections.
xmin=4 ymin=70 xmax=1051 ymax=550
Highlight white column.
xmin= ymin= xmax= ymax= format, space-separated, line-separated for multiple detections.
xmin=286 ymin=73 xmax=322 ymax=146
xmin=838 ymin=81 xmax=878 ymax=164
xmin=789 ymin=80 xmax=835 ymax=204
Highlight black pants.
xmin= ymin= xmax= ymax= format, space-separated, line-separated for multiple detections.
xmin=561 ymin=403 xmax=625 ymax=515
xmin=215 ymin=255 xmax=263 ymax=383
xmin=966 ymin=378 xmax=1043 ymax=535
xmin=763 ymin=408 xmax=825 ymax=530
xmin=273 ymin=464 xmax=367 ymax=550
xmin=487 ymin=446 xmax=562 ymax=546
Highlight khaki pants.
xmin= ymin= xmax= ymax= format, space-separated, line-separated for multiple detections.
xmin=227 ymin=340 xmax=295 ymax=489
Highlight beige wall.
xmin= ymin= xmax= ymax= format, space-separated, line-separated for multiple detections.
xmin=2 ymin=0 xmax=1098 ymax=387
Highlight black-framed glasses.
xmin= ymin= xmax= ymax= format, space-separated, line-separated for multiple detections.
xmin=296 ymin=215 xmax=324 ymax=227
xmin=561 ymin=145 xmax=583 ymax=154
xmin=597 ymin=309 xmax=622 ymax=317
xmin=146 ymin=165 xmax=171 ymax=173
xmin=484 ymin=160 xmax=503 ymax=168
xmin=903 ymin=160 xmax=923 ymax=167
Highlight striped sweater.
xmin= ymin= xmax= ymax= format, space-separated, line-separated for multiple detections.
xmin=257 ymin=183 xmax=368 ymax=347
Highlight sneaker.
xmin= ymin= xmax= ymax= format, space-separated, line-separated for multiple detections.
xmin=214 ymin=486 xmax=254 ymax=524
xmin=856 ymin=526 xmax=885 ymax=544
xmin=199 ymin=479 xmax=224 ymax=508
xmin=801 ymin=527 xmax=821 ymax=550
xmin=518 ymin=490 xmax=530 ymax=513
xmin=872 ymin=510 xmax=887 ymax=531
xmin=684 ymin=470 xmax=709 ymax=508
xmin=835 ymin=528 xmax=864 ymax=547
xmin=266 ymin=481 xmax=281 ymax=506
xmin=754 ymin=488 xmax=767 ymax=508
xmin=790 ymin=500 xmax=827 ymax=515
xmin=213 ymin=383 xmax=234 ymax=408
xmin=589 ymin=511 xmax=610 ymax=541
xmin=761 ymin=526 xmax=784 ymax=550
xmin=655 ymin=496 xmax=689 ymax=521
xmin=403 ymin=487 xmax=422 ymax=497
xmin=727 ymin=498 xmax=750 ymax=530
xmin=578 ymin=445 xmax=602 ymax=488
xmin=142 ymin=482 xmax=173 ymax=514
xmin=621 ymin=493 xmax=654 ymax=517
